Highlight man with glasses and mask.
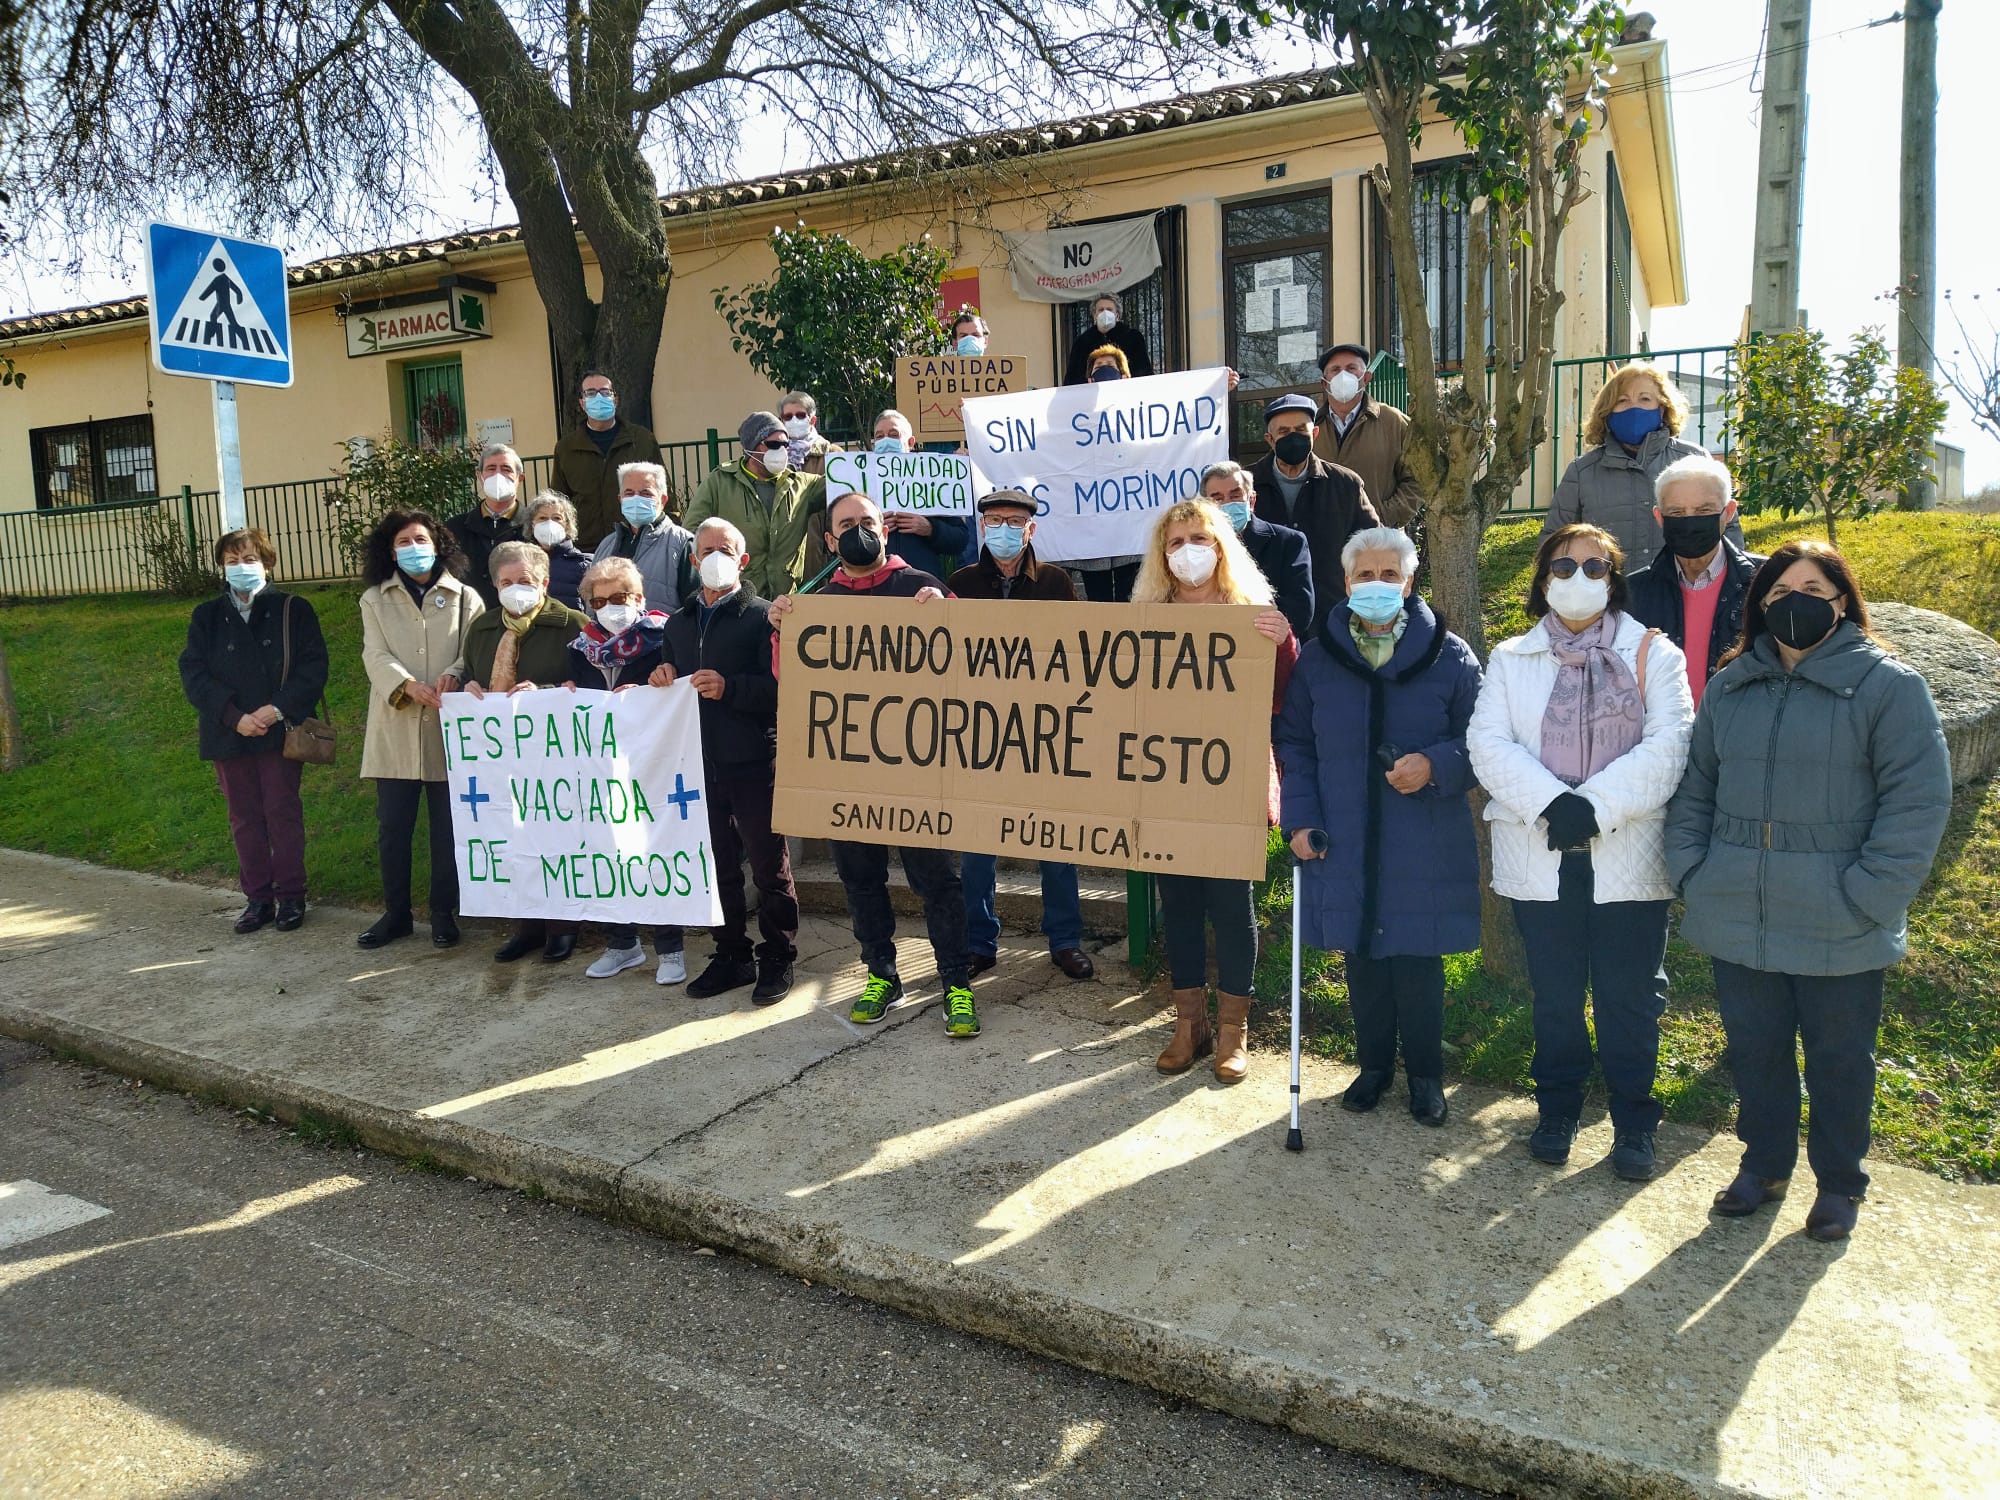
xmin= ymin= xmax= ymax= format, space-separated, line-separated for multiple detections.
xmin=548 ymin=371 xmax=665 ymax=543
xmin=1627 ymin=454 xmax=1763 ymax=703
xmin=684 ymin=410 xmax=827 ymax=600
xmin=1312 ymin=343 xmax=1424 ymax=528
xmin=1250 ymin=392 xmax=1379 ymax=635
xmin=1198 ymin=460 xmax=1313 ymax=637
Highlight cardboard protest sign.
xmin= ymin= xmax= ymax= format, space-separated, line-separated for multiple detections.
xmin=773 ymin=597 xmax=1276 ymax=881
xmin=960 ymin=368 xmax=1229 ymax=562
xmin=895 ymin=353 xmax=1035 ymax=440
xmin=823 ymin=449 xmax=976 ymax=516
xmin=440 ymin=686 xmax=722 ymax=926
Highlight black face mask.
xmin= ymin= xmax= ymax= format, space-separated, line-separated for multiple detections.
xmin=1088 ymin=366 xmax=1122 ymax=383
xmin=1661 ymin=512 xmax=1724 ymax=559
xmin=837 ymin=525 xmax=885 ymax=568
xmin=1763 ymin=590 xmax=1839 ymax=649
xmin=1273 ymin=432 xmax=1313 ymax=466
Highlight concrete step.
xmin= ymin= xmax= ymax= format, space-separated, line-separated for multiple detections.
xmin=788 ymin=854 xmax=1127 ymax=939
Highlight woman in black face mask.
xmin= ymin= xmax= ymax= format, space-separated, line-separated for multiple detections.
xmin=1664 ymin=541 xmax=1951 ymax=1243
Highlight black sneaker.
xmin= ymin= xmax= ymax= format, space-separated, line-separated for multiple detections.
xmin=357 ymin=912 xmax=413 ymax=949
xmin=1611 ymin=1130 xmax=1657 ymax=1181
xmin=752 ymin=960 xmax=795 ymax=1006
xmin=686 ymin=955 xmax=757 ymax=999
xmin=1340 ymin=1068 xmax=1392 ymax=1113
xmin=1528 ymin=1115 xmax=1578 ymax=1165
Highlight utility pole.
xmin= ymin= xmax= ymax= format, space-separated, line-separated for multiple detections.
xmin=1899 ymin=0 xmax=1942 ymax=508
xmin=1748 ymin=0 xmax=1812 ymax=336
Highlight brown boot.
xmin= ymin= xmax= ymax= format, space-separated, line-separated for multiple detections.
xmin=1155 ymin=988 xmax=1213 ymax=1074
xmin=1212 ymin=992 xmax=1252 ymax=1084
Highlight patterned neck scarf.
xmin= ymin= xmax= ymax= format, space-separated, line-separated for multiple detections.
xmin=1350 ymin=610 xmax=1407 ymax=670
xmin=571 ymin=610 xmax=669 ymax=671
xmin=1539 ymin=612 xmax=1643 ymax=786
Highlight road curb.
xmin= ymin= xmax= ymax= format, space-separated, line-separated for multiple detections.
xmin=0 ymin=999 xmax=1719 ymax=1500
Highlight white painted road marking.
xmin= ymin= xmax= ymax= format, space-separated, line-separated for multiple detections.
xmin=0 ymin=1180 xmax=111 ymax=1251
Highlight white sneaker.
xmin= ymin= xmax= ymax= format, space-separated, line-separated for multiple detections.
xmin=656 ymin=950 xmax=687 ymax=985
xmin=585 ymin=945 xmax=647 ymax=979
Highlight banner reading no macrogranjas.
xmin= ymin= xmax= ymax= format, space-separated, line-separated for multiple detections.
xmin=439 ymin=686 xmax=722 ymax=926
xmin=961 ymin=369 xmax=1229 ymax=562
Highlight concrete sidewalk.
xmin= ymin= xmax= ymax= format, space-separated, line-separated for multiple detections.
xmin=1 ymin=849 xmax=1993 ymax=1499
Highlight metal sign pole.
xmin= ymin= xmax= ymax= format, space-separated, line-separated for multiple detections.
xmin=212 ymin=379 xmax=246 ymax=531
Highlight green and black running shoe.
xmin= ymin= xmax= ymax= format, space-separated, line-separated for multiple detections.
xmin=848 ymin=971 xmax=903 ymax=1025
xmin=943 ymin=985 xmax=980 ymax=1039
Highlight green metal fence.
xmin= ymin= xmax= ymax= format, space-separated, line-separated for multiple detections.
xmin=0 ymin=432 xmax=739 ymax=599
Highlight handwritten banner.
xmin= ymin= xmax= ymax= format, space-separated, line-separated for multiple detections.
xmin=773 ymin=596 xmax=1275 ymax=880
xmin=960 ymin=368 xmax=1229 ymax=561
xmin=823 ymin=449 xmax=977 ymax=516
xmin=895 ymin=352 xmax=1036 ymax=440
xmin=440 ymin=686 xmax=722 ymax=925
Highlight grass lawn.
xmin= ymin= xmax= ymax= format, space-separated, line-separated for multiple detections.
xmin=2 ymin=510 xmax=1997 ymax=1180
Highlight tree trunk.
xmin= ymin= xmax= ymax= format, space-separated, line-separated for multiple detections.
xmin=1425 ymin=499 xmax=1488 ymax=661
xmin=0 ymin=638 xmax=25 ymax=771
xmin=1470 ymin=792 xmax=1526 ymax=980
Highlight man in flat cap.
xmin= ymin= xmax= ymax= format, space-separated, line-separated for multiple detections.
xmin=682 ymin=409 xmax=827 ymax=600
xmin=1314 ymin=343 xmax=1425 ymax=528
xmin=1250 ymin=392 xmax=1380 ymax=635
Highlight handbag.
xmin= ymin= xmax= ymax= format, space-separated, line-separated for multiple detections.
xmin=279 ymin=594 xmax=338 ymax=766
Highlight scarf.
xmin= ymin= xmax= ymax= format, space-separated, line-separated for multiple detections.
xmin=571 ymin=610 xmax=669 ymax=672
xmin=1539 ymin=613 xmax=1643 ymax=786
xmin=1351 ymin=611 xmax=1407 ymax=670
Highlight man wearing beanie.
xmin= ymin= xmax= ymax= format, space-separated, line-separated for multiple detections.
xmin=682 ymin=408 xmax=827 ymax=599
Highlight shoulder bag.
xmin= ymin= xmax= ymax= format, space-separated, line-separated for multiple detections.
xmin=280 ymin=594 xmax=338 ymax=765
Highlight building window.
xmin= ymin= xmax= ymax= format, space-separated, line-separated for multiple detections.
xmin=1371 ymin=163 xmax=1474 ymax=369
xmin=1605 ymin=153 xmax=1633 ymax=360
xmin=30 ymin=415 xmax=159 ymax=510
xmin=1053 ymin=206 xmax=1188 ymax=382
xmin=1223 ymin=190 xmax=1331 ymax=451
xmin=402 ymin=356 xmax=466 ymax=449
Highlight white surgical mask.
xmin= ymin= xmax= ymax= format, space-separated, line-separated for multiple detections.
xmin=783 ymin=416 xmax=811 ymax=439
xmin=1167 ymin=542 xmax=1218 ymax=587
xmin=1325 ymin=370 xmax=1363 ymax=403
xmin=699 ymin=551 xmax=742 ymax=591
xmin=1544 ymin=571 xmax=1611 ymax=620
xmin=1094 ymin=309 xmax=1117 ymax=332
xmin=595 ymin=602 xmax=641 ymax=634
xmin=481 ymin=473 xmax=517 ymax=503
xmin=762 ymin=446 xmax=793 ymax=473
xmin=532 ymin=519 xmax=567 ymax=547
xmin=498 ymin=583 xmax=542 ymax=617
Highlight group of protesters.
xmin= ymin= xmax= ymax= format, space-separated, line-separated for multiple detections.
xmin=179 ymin=326 xmax=1952 ymax=1245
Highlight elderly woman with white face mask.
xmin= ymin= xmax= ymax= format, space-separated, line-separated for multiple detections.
xmin=523 ymin=490 xmax=592 ymax=610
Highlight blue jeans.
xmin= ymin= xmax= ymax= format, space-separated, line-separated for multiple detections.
xmin=961 ymin=853 xmax=1083 ymax=956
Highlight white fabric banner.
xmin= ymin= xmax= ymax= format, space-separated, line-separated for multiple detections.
xmin=823 ymin=449 xmax=977 ymax=515
xmin=440 ymin=685 xmax=722 ymax=926
xmin=1003 ymin=215 xmax=1162 ymax=303
xmin=961 ymin=369 xmax=1230 ymax=563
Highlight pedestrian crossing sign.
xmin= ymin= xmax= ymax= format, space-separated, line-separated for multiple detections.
xmin=145 ymin=222 xmax=293 ymax=387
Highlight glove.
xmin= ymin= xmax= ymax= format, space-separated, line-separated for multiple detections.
xmin=1542 ymin=791 xmax=1599 ymax=852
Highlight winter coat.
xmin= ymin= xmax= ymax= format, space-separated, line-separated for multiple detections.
xmin=179 ymin=588 xmax=329 ymax=762
xmin=947 ymin=547 xmax=1077 ymax=601
xmin=1276 ymin=598 xmax=1483 ymax=957
xmin=541 ymin=538 xmax=592 ymax=611
xmin=885 ymin=515 xmax=972 ymax=584
xmin=1664 ymin=622 xmax=1952 ymax=976
xmin=592 ymin=515 xmax=697 ymax=615
xmin=1239 ymin=512 xmax=1315 ymax=637
xmin=1063 ymin=322 xmax=1153 ymax=385
xmin=1542 ymin=429 xmax=1742 ymax=571
xmin=444 ymin=506 xmax=524 ymax=608
xmin=547 ymin=419 xmax=664 ymax=544
xmin=824 ymin=555 xmax=950 ymax=600
xmin=1249 ymin=451 xmax=1381 ymax=637
xmin=359 ymin=572 xmax=484 ymax=781
xmin=1312 ymin=396 xmax=1425 ymax=528
xmin=662 ymin=586 xmax=780 ymax=775
xmin=460 ymin=595 xmax=590 ymax=691
xmin=1625 ymin=538 xmax=1762 ymax=685
xmin=1468 ymin=611 xmax=1694 ymax=903
xmin=681 ymin=459 xmax=826 ymax=601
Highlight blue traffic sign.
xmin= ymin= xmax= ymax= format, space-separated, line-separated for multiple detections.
xmin=145 ymin=222 xmax=293 ymax=387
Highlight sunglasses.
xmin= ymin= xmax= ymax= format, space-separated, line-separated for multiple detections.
xmin=587 ymin=589 xmax=641 ymax=608
xmin=1546 ymin=556 xmax=1612 ymax=581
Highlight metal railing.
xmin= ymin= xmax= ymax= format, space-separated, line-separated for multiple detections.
xmin=0 ymin=432 xmax=740 ymax=599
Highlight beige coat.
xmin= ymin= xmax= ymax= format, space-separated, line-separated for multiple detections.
xmin=359 ymin=574 xmax=484 ymax=781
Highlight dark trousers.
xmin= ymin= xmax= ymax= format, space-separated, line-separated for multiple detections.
xmin=604 ymin=924 xmax=681 ymax=953
xmin=1713 ymin=961 xmax=1885 ymax=1198
xmin=1343 ymin=952 xmax=1445 ymax=1078
xmin=1157 ymin=874 xmax=1256 ymax=994
xmin=707 ymin=771 xmax=798 ymax=965
xmin=1079 ymin=562 xmax=1139 ymax=603
xmin=374 ymin=778 xmax=458 ymax=919
xmin=830 ymin=839 xmax=968 ymax=988
xmin=214 ymin=751 xmax=306 ymax=902
xmin=1512 ymin=891 xmax=1670 ymax=1131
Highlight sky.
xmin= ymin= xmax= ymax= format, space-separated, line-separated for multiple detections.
xmin=10 ymin=0 xmax=1997 ymax=485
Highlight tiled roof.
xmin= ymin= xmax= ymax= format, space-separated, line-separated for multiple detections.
xmin=0 ymin=67 xmax=1360 ymax=342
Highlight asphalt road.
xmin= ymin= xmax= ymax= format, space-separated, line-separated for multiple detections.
xmin=0 ymin=1041 xmax=1482 ymax=1500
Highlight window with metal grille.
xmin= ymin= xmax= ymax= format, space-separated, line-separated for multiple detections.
xmin=30 ymin=415 xmax=159 ymax=510
xmin=1371 ymin=162 xmax=1475 ymax=370
xmin=1605 ymin=153 xmax=1634 ymax=360
xmin=402 ymin=357 xmax=466 ymax=449
xmin=1053 ymin=207 xmax=1188 ymax=381
xmin=1222 ymin=189 xmax=1332 ymax=453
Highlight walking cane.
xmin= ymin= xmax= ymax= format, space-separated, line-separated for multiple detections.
xmin=1287 ymin=829 xmax=1328 ymax=1152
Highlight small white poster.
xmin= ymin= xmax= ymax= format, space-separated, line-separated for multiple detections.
xmin=1276 ymin=331 xmax=1320 ymax=367
xmin=1255 ymin=258 xmax=1294 ymax=288
xmin=1243 ymin=289 xmax=1275 ymax=334
xmin=1275 ymin=285 xmax=1309 ymax=329
xmin=474 ymin=417 xmax=515 ymax=448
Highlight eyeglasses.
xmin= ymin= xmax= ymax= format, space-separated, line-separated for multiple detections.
xmin=582 ymin=385 xmax=615 ymax=397
xmin=1546 ymin=556 xmax=1612 ymax=581
xmin=587 ymin=590 xmax=640 ymax=608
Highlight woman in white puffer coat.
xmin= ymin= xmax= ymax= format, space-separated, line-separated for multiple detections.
xmin=1469 ymin=523 xmax=1694 ymax=1183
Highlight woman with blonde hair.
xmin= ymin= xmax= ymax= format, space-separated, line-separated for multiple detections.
xmin=1541 ymin=362 xmax=1739 ymax=571
xmin=1132 ymin=497 xmax=1296 ymax=1085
